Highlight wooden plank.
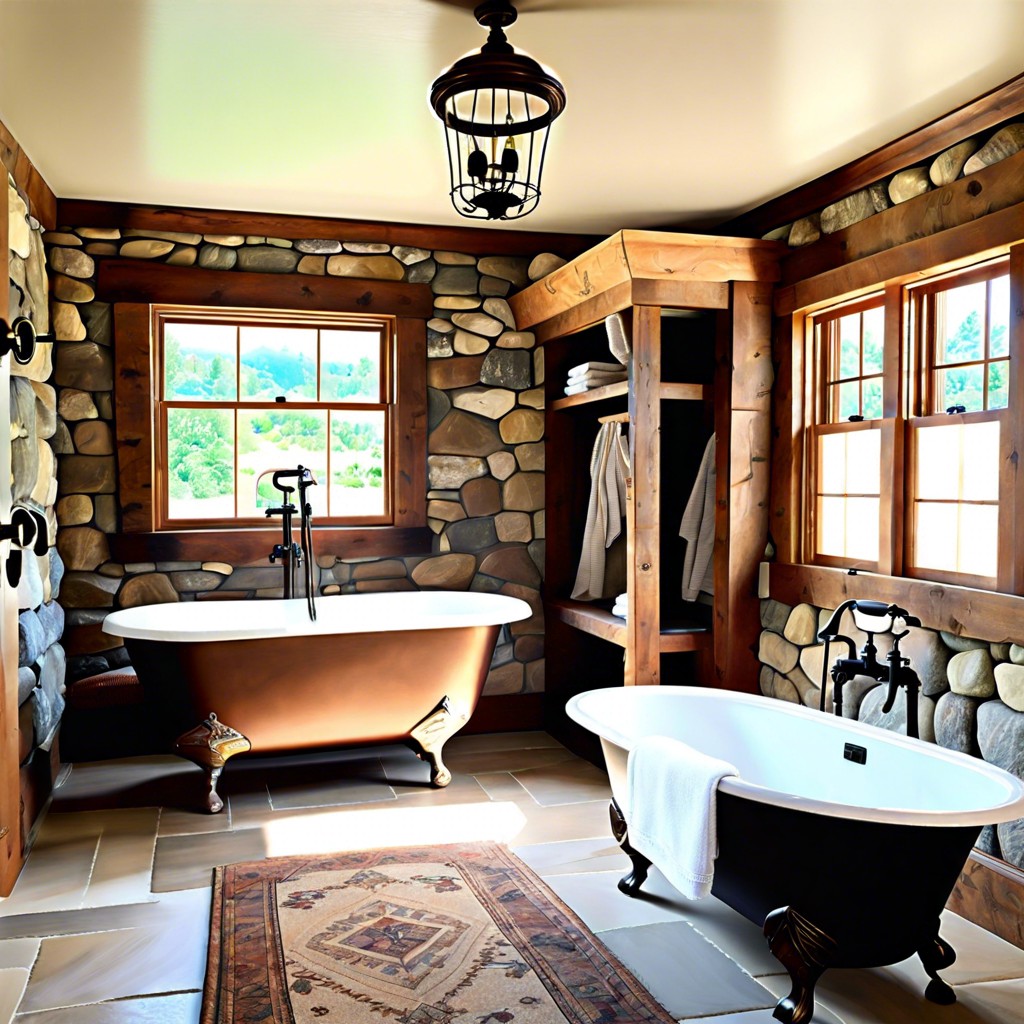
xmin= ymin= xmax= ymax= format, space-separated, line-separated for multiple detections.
xmin=769 ymin=561 xmax=1024 ymax=643
xmin=769 ymin=314 xmax=801 ymax=563
xmin=621 ymin=230 xmax=781 ymax=283
xmin=781 ymin=149 xmax=1024 ymax=288
xmin=109 ymin=526 xmax=433 ymax=564
xmin=660 ymin=631 xmax=712 ymax=654
xmin=531 ymin=282 xmax=634 ymax=345
xmin=660 ymin=383 xmax=704 ymax=402
xmin=57 ymin=198 xmax=596 ymax=260
xmin=549 ymin=599 xmax=627 ymax=647
xmin=775 ymin=201 xmax=1024 ymax=316
xmin=113 ymin=305 xmax=156 ymax=532
xmin=947 ymin=849 xmax=1024 ymax=951
xmin=550 ymin=381 xmax=628 ymax=412
xmin=715 ymin=72 xmax=1024 ymax=239
xmin=717 ymin=282 xmax=774 ymax=691
xmin=97 ymin=260 xmax=434 ymax=318
xmin=0 ymin=116 xmax=57 ymax=230
xmin=1010 ymin=245 xmax=1024 ymax=593
xmin=626 ymin=306 xmax=662 ymax=685
xmin=393 ymin=318 xmax=427 ymax=528
xmin=631 ymin=278 xmax=730 ymax=310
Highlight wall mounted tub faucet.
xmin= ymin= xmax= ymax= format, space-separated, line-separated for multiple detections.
xmin=817 ymin=600 xmax=924 ymax=738
xmin=262 ymin=466 xmax=318 ymax=620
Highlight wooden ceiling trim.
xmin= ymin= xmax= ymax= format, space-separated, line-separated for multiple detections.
xmin=0 ymin=117 xmax=57 ymax=230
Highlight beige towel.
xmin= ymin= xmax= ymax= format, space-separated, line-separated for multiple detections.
xmin=572 ymin=423 xmax=630 ymax=600
xmin=680 ymin=433 xmax=716 ymax=601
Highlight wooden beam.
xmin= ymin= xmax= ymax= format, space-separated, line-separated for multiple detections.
xmin=97 ymin=260 xmax=435 ymax=318
xmin=57 ymin=198 xmax=597 ymax=260
xmin=1010 ymin=244 xmax=1024 ymax=593
xmin=769 ymin=314 xmax=801 ymax=563
xmin=775 ymin=201 xmax=1024 ymax=316
xmin=0 ymin=116 xmax=57 ymax=230
xmin=769 ymin=562 xmax=1024 ymax=644
xmin=780 ymin=149 xmax=1024 ymax=288
xmin=713 ymin=72 xmax=1024 ymax=239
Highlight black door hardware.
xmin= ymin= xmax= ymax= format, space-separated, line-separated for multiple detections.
xmin=1 ymin=316 xmax=50 ymax=366
xmin=1 ymin=507 xmax=48 ymax=587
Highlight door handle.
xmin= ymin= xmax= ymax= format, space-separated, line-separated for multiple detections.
xmin=1 ymin=316 xmax=50 ymax=366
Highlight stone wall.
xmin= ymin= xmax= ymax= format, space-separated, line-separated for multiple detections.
xmin=8 ymin=174 xmax=66 ymax=834
xmin=757 ymin=600 xmax=1024 ymax=869
xmin=46 ymin=227 xmax=563 ymax=700
xmin=767 ymin=119 xmax=1024 ymax=245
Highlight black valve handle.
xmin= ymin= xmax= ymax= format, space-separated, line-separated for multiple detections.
xmin=2 ymin=316 xmax=41 ymax=365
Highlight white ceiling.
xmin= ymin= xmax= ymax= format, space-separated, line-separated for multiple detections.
xmin=1 ymin=0 xmax=1023 ymax=235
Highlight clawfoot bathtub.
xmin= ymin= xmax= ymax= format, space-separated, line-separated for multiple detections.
xmin=103 ymin=591 xmax=531 ymax=812
xmin=567 ymin=685 xmax=1024 ymax=1024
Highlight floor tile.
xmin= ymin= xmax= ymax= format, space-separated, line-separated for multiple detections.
xmin=80 ymin=809 xmax=159 ymax=909
xmin=445 ymin=731 xmax=565 ymax=755
xmin=506 ymin=798 xmax=612 ymax=845
xmin=0 ymin=967 xmax=29 ymax=1024
xmin=15 ymin=991 xmax=202 ymax=1023
xmin=389 ymin=773 xmax=493 ymax=807
xmin=511 ymin=757 xmax=611 ymax=805
xmin=267 ymin=756 xmax=394 ymax=810
xmin=600 ymin=920 xmax=776 ymax=1019
xmin=544 ymin=870 xmax=688 ymax=932
xmin=50 ymin=757 xmax=197 ymax=813
xmin=473 ymin=772 xmax=530 ymax=802
xmin=0 ymin=940 xmax=39 ymax=971
xmin=0 ymin=903 xmax=173 ymax=943
xmin=151 ymin=828 xmax=269 ymax=892
xmin=512 ymin=836 xmax=629 ymax=877
xmin=442 ymin=746 xmax=580 ymax=776
xmin=19 ymin=890 xmax=209 ymax=1014
xmin=953 ymin=977 xmax=1024 ymax=1023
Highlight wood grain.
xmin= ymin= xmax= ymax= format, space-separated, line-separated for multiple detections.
xmin=947 ymin=849 xmax=1024 ymax=951
xmin=0 ymin=116 xmax=57 ymax=229
xmin=549 ymin=599 xmax=627 ymax=647
xmin=393 ymin=318 xmax=427 ymax=528
xmin=1010 ymin=244 xmax=1024 ymax=593
xmin=97 ymin=260 xmax=434 ymax=318
xmin=57 ymin=198 xmax=596 ymax=259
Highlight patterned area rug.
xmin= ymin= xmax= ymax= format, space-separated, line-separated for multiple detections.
xmin=202 ymin=841 xmax=675 ymax=1024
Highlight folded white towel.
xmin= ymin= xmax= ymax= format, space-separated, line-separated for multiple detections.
xmin=564 ymin=376 xmax=626 ymax=396
xmin=566 ymin=369 xmax=628 ymax=385
xmin=626 ymin=735 xmax=738 ymax=901
xmin=611 ymin=598 xmax=628 ymax=619
xmin=568 ymin=360 xmax=626 ymax=376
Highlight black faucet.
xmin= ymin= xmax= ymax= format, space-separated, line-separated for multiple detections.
xmin=817 ymin=600 xmax=923 ymax=737
xmin=263 ymin=466 xmax=318 ymax=620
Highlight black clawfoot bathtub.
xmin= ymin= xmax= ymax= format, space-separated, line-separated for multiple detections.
xmin=103 ymin=591 xmax=530 ymax=812
xmin=569 ymin=686 xmax=1024 ymax=1024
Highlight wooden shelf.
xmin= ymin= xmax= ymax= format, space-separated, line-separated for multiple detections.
xmin=549 ymin=599 xmax=711 ymax=653
xmin=551 ymin=381 xmax=628 ymax=411
xmin=550 ymin=599 xmax=627 ymax=647
xmin=551 ymin=381 xmax=704 ymax=413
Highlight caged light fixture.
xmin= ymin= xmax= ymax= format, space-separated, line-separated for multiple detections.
xmin=430 ymin=0 xmax=565 ymax=221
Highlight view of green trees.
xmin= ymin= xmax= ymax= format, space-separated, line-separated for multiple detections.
xmin=163 ymin=326 xmax=385 ymax=519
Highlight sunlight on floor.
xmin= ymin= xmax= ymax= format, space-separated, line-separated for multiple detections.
xmin=260 ymin=801 xmax=528 ymax=856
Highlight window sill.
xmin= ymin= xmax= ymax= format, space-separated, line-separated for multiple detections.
xmin=108 ymin=526 xmax=433 ymax=564
xmin=768 ymin=562 xmax=1024 ymax=646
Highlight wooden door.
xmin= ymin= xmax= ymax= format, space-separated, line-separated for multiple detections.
xmin=0 ymin=186 xmax=25 ymax=894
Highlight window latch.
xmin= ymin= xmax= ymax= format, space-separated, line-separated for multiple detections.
xmin=945 ymin=405 xmax=966 ymax=415
xmin=847 ymin=414 xmax=864 ymax=422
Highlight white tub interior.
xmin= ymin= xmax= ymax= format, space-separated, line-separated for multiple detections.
xmin=103 ymin=591 xmax=532 ymax=643
xmin=567 ymin=685 xmax=1024 ymax=827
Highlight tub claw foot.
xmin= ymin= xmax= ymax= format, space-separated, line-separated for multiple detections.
xmin=408 ymin=696 xmax=468 ymax=788
xmin=175 ymin=713 xmax=251 ymax=814
xmin=609 ymin=799 xmax=651 ymax=896
xmin=764 ymin=906 xmax=836 ymax=1024
xmin=919 ymin=923 xmax=957 ymax=1006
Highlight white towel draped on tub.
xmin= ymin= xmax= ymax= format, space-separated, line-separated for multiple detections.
xmin=679 ymin=433 xmax=716 ymax=601
xmin=626 ymin=734 xmax=738 ymax=900
xmin=571 ymin=422 xmax=629 ymax=600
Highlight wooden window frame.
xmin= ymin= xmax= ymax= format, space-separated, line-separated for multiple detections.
xmin=109 ymin=267 xmax=432 ymax=562
xmin=814 ymin=294 xmax=886 ymax=424
xmin=153 ymin=307 xmax=394 ymax=530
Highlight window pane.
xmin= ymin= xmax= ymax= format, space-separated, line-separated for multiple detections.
xmin=237 ymin=410 xmax=328 ymax=518
xmin=330 ymin=411 xmax=386 ymax=517
xmin=936 ymin=281 xmax=985 ymax=364
xmin=937 ymin=364 xmax=984 ymax=412
xmin=320 ymin=330 xmax=382 ymax=403
xmin=838 ymin=314 xmax=860 ymax=379
xmin=818 ymin=496 xmax=846 ymax=557
xmin=988 ymin=359 xmax=1009 ymax=410
xmin=845 ymin=429 xmax=881 ymax=494
xmin=915 ymin=424 xmax=959 ymax=500
xmin=164 ymin=323 xmax=237 ymax=400
xmin=166 ymin=408 xmax=235 ymax=519
xmin=862 ymin=306 xmax=884 ymax=375
xmin=989 ymin=276 xmax=1010 ymax=357
xmin=914 ymin=502 xmax=959 ymax=573
xmin=818 ymin=432 xmax=847 ymax=493
xmin=961 ymin=420 xmax=1000 ymax=501
xmin=862 ymin=378 xmax=882 ymax=419
xmin=838 ymin=381 xmax=859 ymax=420
xmin=959 ymin=504 xmax=999 ymax=578
xmin=845 ymin=497 xmax=879 ymax=561
xmin=239 ymin=326 xmax=317 ymax=401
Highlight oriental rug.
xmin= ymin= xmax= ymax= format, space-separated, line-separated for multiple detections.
xmin=202 ymin=841 xmax=675 ymax=1024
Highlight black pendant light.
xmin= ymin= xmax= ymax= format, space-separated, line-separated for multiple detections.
xmin=430 ymin=0 xmax=566 ymax=221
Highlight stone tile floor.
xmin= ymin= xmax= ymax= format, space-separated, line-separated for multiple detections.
xmin=0 ymin=730 xmax=1022 ymax=1022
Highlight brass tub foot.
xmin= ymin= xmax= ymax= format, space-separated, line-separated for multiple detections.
xmin=764 ymin=906 xmax=837 ymax=1024
xmin=175 ymin=713 xmax=251 ymax=814
xmin=609 ymin=798 xmax=651 ymax=896
xmin=408 ymin=696 xmax=468 ymax=788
